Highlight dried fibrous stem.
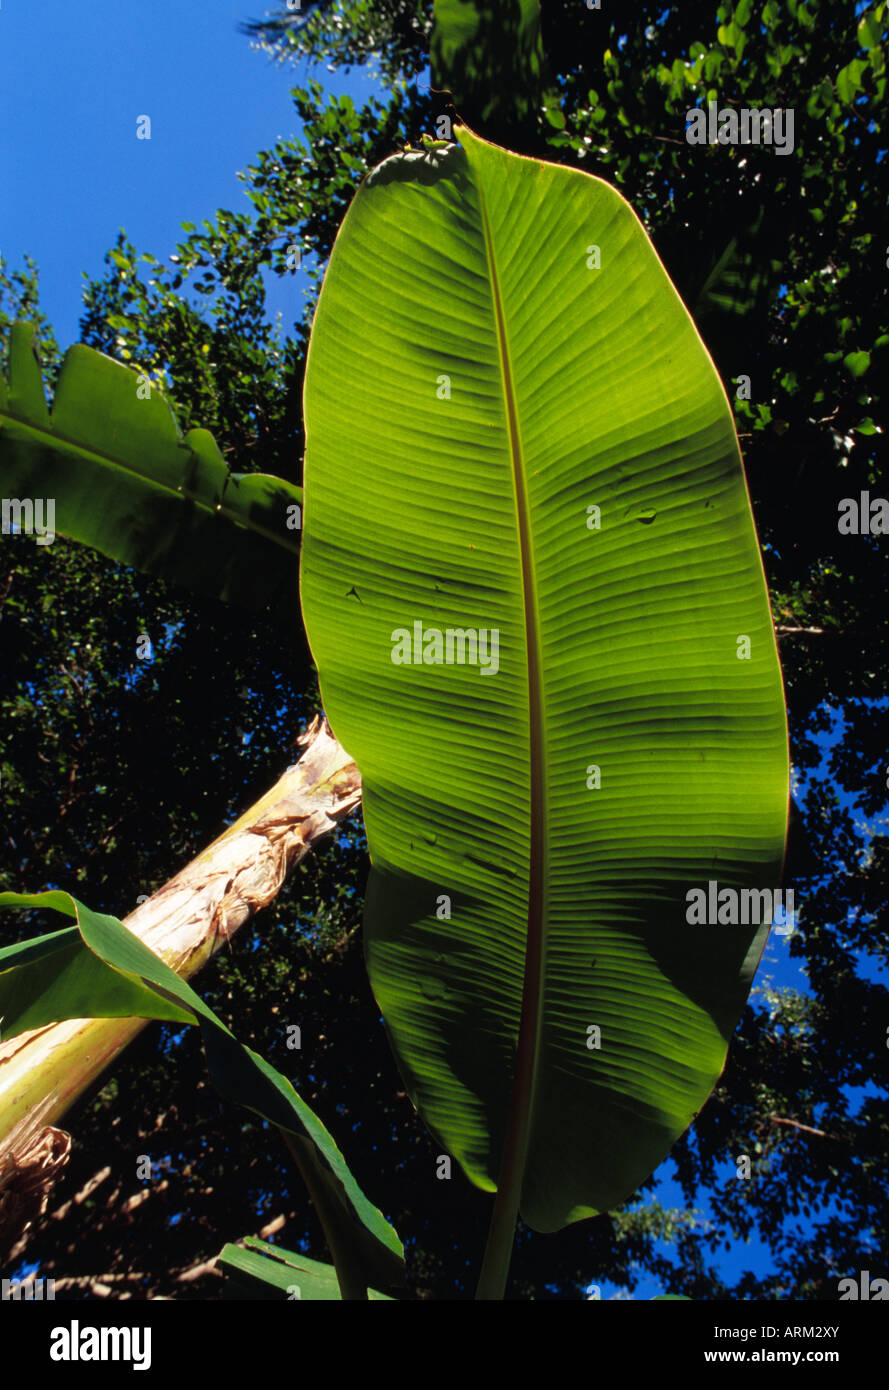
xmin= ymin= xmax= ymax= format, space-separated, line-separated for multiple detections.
xmin=0 ymin=717 xmax=361 ymax=1245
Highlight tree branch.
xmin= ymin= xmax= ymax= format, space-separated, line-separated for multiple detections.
xmin=768 ymin=1115 xmax=843 ymax=1140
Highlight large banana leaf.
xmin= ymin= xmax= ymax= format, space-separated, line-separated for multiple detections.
xmin=0 ymin=322 xmax=302 ymax=611
xmin=300 ymin=127 xmax=789 ymax=1233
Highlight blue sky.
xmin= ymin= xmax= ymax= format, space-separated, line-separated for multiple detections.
xmin=1 ymin=0 xmax=377 ymax=347
xmin=3 ymin=1 xmax=881 ymax=1300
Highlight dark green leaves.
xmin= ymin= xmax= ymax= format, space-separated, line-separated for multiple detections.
xmin=432 ymin=0 xmax=549 ymax=140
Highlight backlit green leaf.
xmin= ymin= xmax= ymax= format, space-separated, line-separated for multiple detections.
xmin=300 ymin=128 xmax=789 ymax=1232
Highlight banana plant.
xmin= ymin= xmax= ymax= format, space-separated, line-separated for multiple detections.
xmin=300 ymin=125 xmax=789 ymax=1297
xmin=0 ymin=122 xmax=788 ymax=1299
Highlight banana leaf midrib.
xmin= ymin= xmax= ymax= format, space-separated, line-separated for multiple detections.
xmin=476 ymin=179 xmax=546 ymax=1215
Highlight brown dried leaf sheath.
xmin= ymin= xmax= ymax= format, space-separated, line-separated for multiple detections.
xmin=0 ymin=717 xmax=361 ymax=1241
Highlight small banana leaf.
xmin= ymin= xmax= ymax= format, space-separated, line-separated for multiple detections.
xmin=0 ymin=892 xmax=404 ymax=1297
xmin=218 ymin=1238 xmax=395 ymax=1300
xmin=0 ymin=322 xmax=302 ymax=611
